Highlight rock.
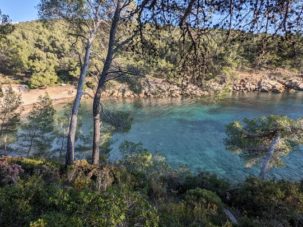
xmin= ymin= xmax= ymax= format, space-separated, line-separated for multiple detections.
xmin=298 ymin=83 xmax=303 ymax=91
xmin=272 ymin=84 xmax=284 ymax=93
xmin=101 ymin=74 xmax=303 ymax=99
xmin=139 ymin=93 xmax=145 ymax=98
xmin=123 ymin=91 xmax=133 ymax=98
xmin=284 ymin=79 xmax=303 ymax=91
xmin=259 ymin=79 xmax=284 ymax=93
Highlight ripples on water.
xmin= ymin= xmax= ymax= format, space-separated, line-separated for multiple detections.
xmin=75 ymin=92 xmax=303 ymax=181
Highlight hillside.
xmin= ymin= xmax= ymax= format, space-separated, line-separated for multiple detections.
xmin=0 ymin=20 xmax=303 ymax=96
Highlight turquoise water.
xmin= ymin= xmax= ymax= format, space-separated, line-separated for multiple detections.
xmin=79 ymin=92 xmax=303 ymax=181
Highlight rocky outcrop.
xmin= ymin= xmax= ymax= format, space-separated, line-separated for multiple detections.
xmin=100 ymin=74 xmax=303 ymax=99
xmin=101 ymin=77 xmax=209 ymax=99
xmin=283 ymin=79 xmax=303 ymax=91
xmin=2 ymin=71 xmax=303 ymax=104
xmin=232 ymin=76 xmax=303 ymax=93
xmin=258 ymin=79 xmax=285 ymax=93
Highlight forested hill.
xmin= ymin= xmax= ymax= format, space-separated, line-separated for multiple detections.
xmin=0 ymin=21 xmax=80 ymax=88
xmin=0 ymin=20 xmax=303 ymax=89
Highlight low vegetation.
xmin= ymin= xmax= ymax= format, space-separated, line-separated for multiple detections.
xmin=1 ymin=151 xmax=303 ymax=226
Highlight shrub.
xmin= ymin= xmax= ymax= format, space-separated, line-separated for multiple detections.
xmin=0 ymin=173 xmax=159 ymax=227
xmin=230 ymin=178 xmax=303 ymax=225
xmin=29 ymin=72 xmax=58 ymax=89
xmin=0 ymin=157 xmax=24 ymax=185
xmin=159 ymin=188 xmax=230 ymax=227
xmin=180 ymin=172 xmax=230 ymax=197
xmin=119 ymin=141 xmax=171 ymax=197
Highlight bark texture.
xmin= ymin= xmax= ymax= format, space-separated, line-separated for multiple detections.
xmin=66 ymin=41 xmax=93 ymax=165
xmin=92 ymin=2 xmax=121 ymax=165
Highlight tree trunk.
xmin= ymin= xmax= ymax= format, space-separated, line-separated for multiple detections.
xmin=27 ymin=135 xmax=35 ymax=157
xmin=92 ymin=2 xmax=121 ymax=165
xmin=259 ymin=132 xmax=280 ymax=179
xmin=66 ymin=41 xmax=93 ymax=166
xmin=4 ymin=135 xmax=7 ymax=155
xmin=60 ymin=137 xmax=65 ymax=157
xmin=92 ymin=94 xmax=101 ymax=165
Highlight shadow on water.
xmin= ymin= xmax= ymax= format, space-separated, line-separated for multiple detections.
xmin=26 ymin=92 xmax=301 ymax=182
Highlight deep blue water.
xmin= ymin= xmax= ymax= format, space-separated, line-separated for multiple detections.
xmin=96 ymin=92 xmax=303 ymax=182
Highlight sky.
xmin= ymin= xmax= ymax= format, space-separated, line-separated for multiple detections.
xmin=0 ymin=0 xmax=39 ymax=22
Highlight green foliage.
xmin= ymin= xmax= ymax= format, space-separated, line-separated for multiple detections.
xmin=0 ymin=10 xmax=14 ymax=40
xmin=231 ymin=177 xmax=303 ymax=226
xmin=0 ymin=21 xmax=80 ymax=86
xmin=0 ymin=158 xmax=24 ymax=186
xmin=12 ymin=157 xmax=60 ymax=182
xmin=159 ymin=188 xmax=229 ymax=227
xmin=116 ymin=74 xmax=144 ymax=94
xmin=1 ymin=20 xmax=303 ymax=89
xmin=180 ymin=172 xmax=230 ymax=197
xmin=225 ymin=115 xmax=303 ymax=171
xmin=1 ymin=156 xmax=303 ymax=226
xmin=119 ymin=141 xmax=169 ymax=177
xmin=102 ymin=110 xmax=133 ymax=132
xmin=0 ymin=86 xmax=22 ymax=152
xmin=18 ymin=94 xmax=55 ymax=156
xmin=0 ymin=158 xmax=159 ymax=227
xmin=118 ymin=141 xmax=176 ymax=198
xmin=29 ymin=70 xmax=58 ymax=89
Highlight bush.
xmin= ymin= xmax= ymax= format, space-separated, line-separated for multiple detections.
xmin=159 ymin=188 xmax=230 ymax=227
xmin=118 ymin=141 xmax=171 ymax=197
xmin=2 ymin=157 xmax=303 ymax=227
xmin=230 ymin=178 xmax=303 ymax=225
xmin=180 ymin=172 xmax=230 ymax=197
xmin=29 ymin=72 xmax=58 ymax=88
xmin=0 ymin=157 xmax=23 ymax=185
xmin=0 ymin=173 xmax=159 ymax=227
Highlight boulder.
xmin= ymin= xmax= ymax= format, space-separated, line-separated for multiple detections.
xmin=284 ymin=79 xmax=303 ymax=91
xmin=259 ymin=79 xmax=284 ymax=93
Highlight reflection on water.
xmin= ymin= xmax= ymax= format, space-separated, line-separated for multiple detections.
xmin=47 ymin=92 xmax=303 ymax=181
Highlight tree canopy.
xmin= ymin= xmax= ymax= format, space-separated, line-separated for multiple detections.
xmin=225 ymin=115 xmax=303 ymax=178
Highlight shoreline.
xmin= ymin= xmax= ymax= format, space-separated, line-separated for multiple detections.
xmin=1 ymin=69 xmax=303 ymax=108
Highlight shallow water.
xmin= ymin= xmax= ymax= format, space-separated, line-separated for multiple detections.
xmin=95 ymin=92 xmax=303 ymax=182
xmin=50 ymin=92 xmax=303 ymax=181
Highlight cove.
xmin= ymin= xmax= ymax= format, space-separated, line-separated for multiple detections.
xmin=99 ymin=92 xmax=303 ymax=182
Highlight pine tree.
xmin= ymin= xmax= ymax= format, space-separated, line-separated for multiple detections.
xmin=0 ymin=86 xmax=22 ymax=154
xmin=0 ymin=10 xmax=14 ymax=40
xmin=18 ymin=94 xmax=55 ymax=156
xmin=225 ymin=115 xmax=303 ymax=179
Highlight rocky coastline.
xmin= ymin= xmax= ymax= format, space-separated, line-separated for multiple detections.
xmin=232 ymin=76 xmax=303 ymax=93
xmin=2 ymin=70 xmax=303 ymax=105
xmin=100 ymin=73 xmax=303 ymax=99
